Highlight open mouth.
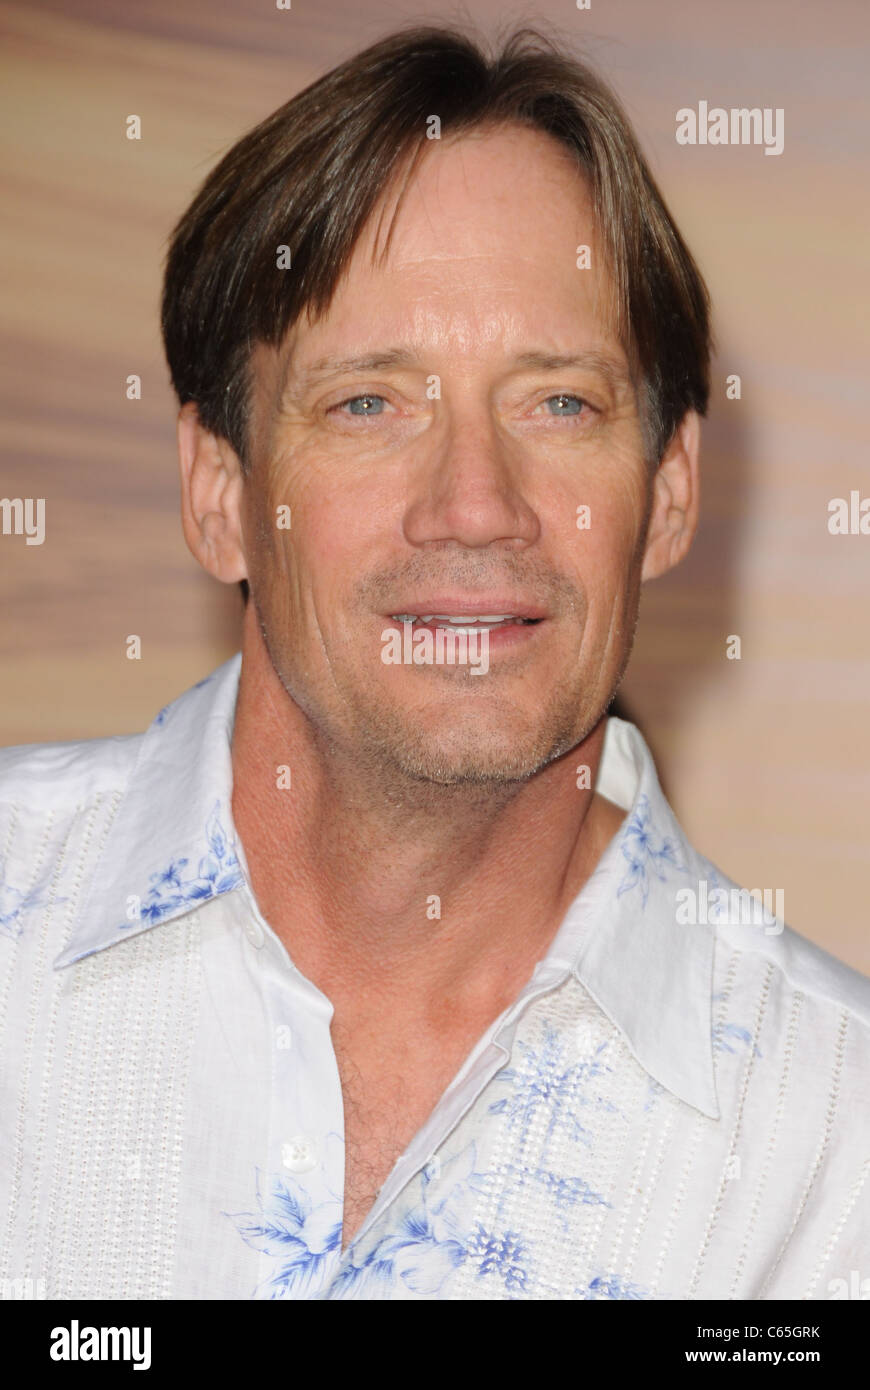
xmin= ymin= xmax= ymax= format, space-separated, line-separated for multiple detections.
xmin=388 ymin=614 xmax=543 ymax=634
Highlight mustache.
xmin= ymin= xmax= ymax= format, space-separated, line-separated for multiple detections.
xmin=354 ymin=553 xmax=586 ymax=616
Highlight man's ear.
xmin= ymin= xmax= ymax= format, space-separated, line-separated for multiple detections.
xmin=641 ymin=409 xmax=701 ymax=582
xmin=177 ymin=401 xmax=249 ymax=585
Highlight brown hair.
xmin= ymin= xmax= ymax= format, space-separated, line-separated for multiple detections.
xmin=161 ymin=22 xmax=713 ymax=605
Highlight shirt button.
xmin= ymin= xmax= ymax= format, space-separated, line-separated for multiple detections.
xmin=242 ymin=918 xmax=265 ymax=949
xmin=282 ymin=1136 xmax=318 ymax=1173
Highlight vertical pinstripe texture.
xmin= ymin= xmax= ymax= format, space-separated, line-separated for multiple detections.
xmin=371 ymin=943 xmax=869 ymax=1301
xmin=49 ymin=912 xmax=202 ymax=1298
xmin=0 ymin=790 xmax=202 ymax=1298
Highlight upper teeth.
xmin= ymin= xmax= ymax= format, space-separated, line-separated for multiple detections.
xmin=389 ymin=614 xmax=525 ymax=624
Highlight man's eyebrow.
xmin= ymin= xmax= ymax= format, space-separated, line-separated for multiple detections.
xmin=510 ymin=350 xmax=631 ymax=391
xmin=285 ymin=346 xmax=631 ymax=394
xmin=286 ymin=349 xmax=418 ymax=394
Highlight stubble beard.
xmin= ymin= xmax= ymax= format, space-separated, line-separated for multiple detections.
xmin=253 ymin=573 xmax=641 ymax=805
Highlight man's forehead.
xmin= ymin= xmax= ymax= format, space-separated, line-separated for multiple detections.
xmin=267 ymin=129 xmax=619 ymax=380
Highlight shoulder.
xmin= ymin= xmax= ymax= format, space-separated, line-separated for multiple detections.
xmin=0 ymin=732 xmax=144 ymax=937
xmin=0 ymin=730 xmax=143 ymax=811
xmin=698 ymin=856 xmax=870 ymax=1031
xmin=0 ymin=731 xmax=146 ymax=951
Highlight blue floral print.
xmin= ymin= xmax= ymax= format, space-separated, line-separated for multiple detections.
xmin=326 ymin=1142 xmax=527 ymax=1299
xmin=232 ymin=1020 xmax=632 ymax=1300
xmin=711 ymin=992 xmax=763 ymax=1057
xmin=712 ymin=1021 xmax=762 ymax=1057
xmin=488 ymin=1023 xmax=617 ymax=1152
xmin=0 ymin=874 xmax=68 ymax=939
xmin=617 ymin=793 xmax=686 ymax=906
xmin=119 ymin=800 xmax=243 ymax=930
xmin=579 ymin=1272 xmax=651 ymax=1299
xmin=226 ymin=1169 xmax=343 ymax=1299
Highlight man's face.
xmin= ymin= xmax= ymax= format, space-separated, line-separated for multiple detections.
xmin=240 ymin=123 xmax=655 ymax=785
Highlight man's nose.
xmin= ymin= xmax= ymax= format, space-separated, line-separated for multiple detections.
xmin=401 ymin=409 xmax=540 ymax=550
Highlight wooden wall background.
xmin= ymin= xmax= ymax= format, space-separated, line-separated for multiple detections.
xmin=1 ymin=0 xmax=868 ymax=971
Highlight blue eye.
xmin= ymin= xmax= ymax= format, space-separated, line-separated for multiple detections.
xmin=338 ymin=394 xmax=386 ymax=416
xmin=545 ymin=394 xmax=585 ymax=416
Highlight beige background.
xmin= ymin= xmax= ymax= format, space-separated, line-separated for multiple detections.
xmin=1 ymin=1 xmax=868 ymax=970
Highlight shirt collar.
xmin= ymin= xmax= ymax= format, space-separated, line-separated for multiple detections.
xmin=53 ymin=655 xmax=718 ymax=1118
xmin=541 ymin=716 xmax=719 ymax=1119
xmin=52 ymin=653 xmax=247 ymax=971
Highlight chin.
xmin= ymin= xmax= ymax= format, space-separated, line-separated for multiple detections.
xmin=361 ymin=703 xmax=585 ymax=788
xmin=395 ymin=746 xmax=540 ymax=787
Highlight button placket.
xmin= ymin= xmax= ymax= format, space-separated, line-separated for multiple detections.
xmin=243 ymin=916 xmax=265 ymax=948
xmin=262 ymin=946 xmax=347 ymax=1296
xmin=281 ymin=1135 xmax=318 ymax=1173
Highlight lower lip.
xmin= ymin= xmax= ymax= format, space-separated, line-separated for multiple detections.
xmin=385 ymin=619 xmax=544 ymax=652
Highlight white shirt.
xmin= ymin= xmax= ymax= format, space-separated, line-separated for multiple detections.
xmin=0 ymin=652 xmax=868 ymax=1300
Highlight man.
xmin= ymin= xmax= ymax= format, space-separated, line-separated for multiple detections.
xmin=1 ymin=24 xmax=868 ymax=1302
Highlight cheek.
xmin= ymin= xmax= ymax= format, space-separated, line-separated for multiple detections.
xmin=244 ymin=456 xmax=336 ymax=575
xmin=570 ymin=471 xmax=649 ymax=581
xmin=254 ymin=482 xmax=391 ymax=623
xmin=569 ymin=482 xmax=649 ymax=655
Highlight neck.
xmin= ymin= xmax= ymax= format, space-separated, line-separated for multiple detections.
xmin=230 ymin=605 xmax=625 ymax=1029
